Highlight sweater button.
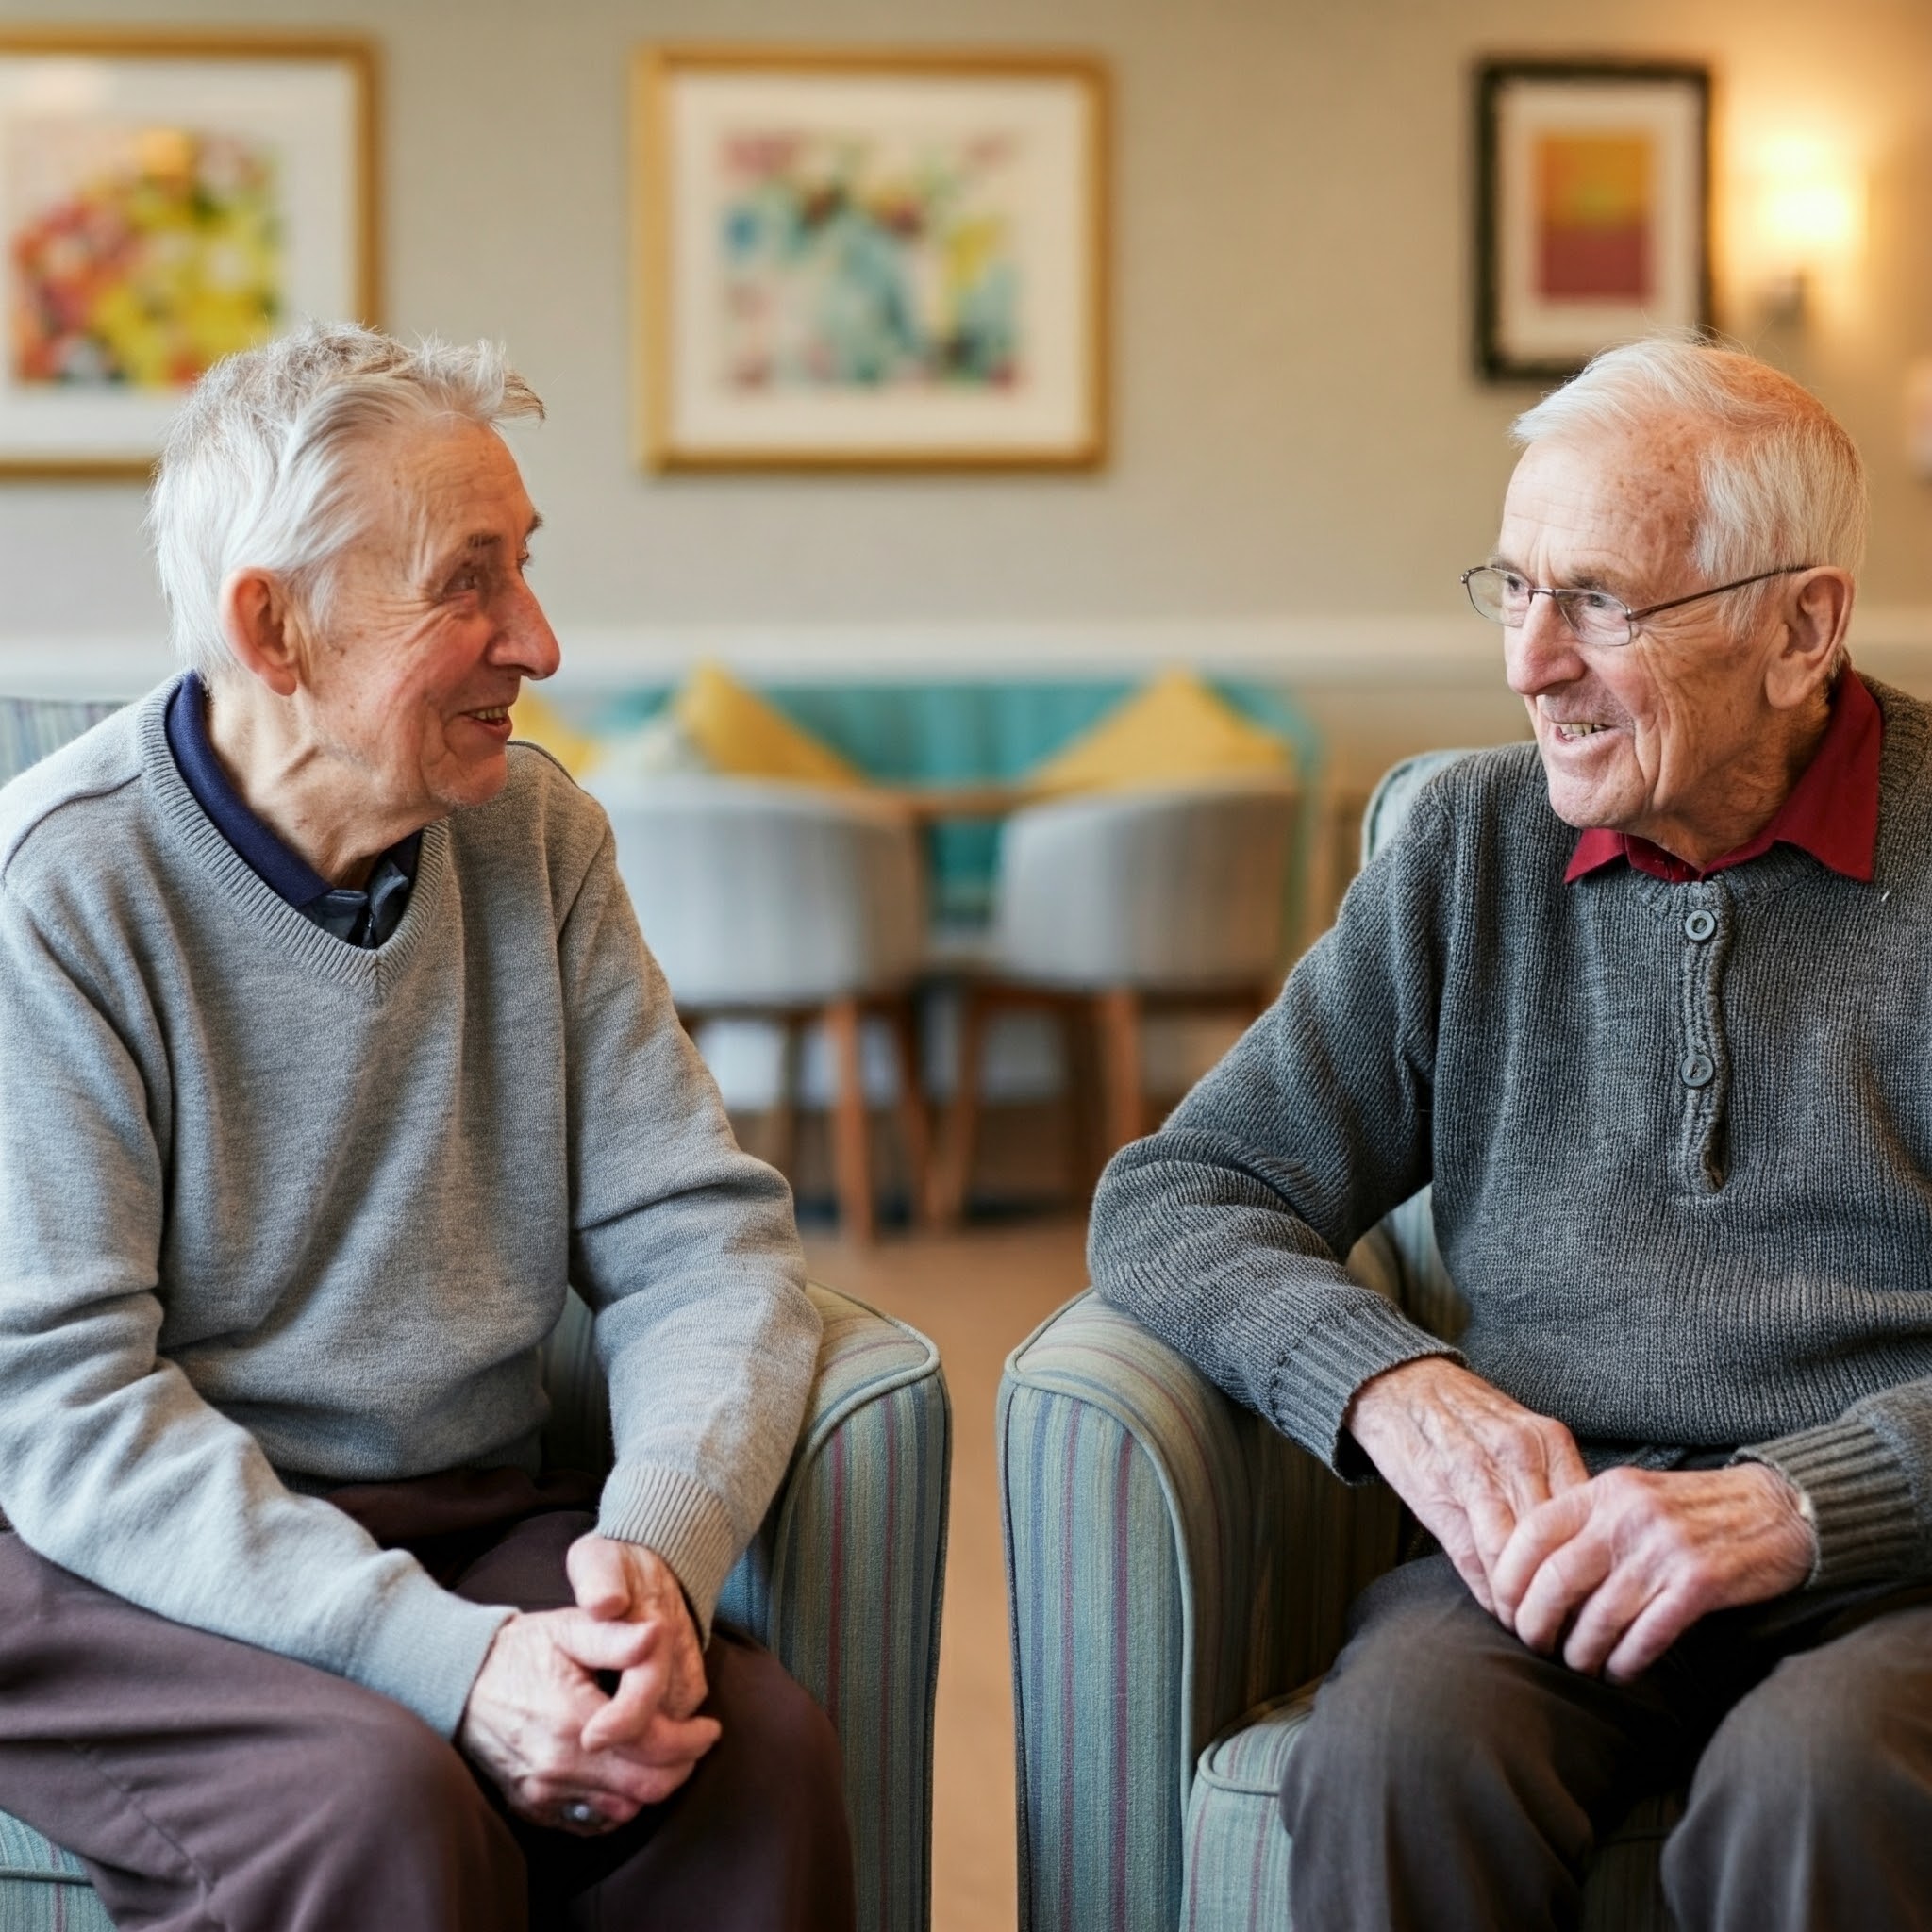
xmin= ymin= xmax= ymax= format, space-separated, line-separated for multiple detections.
xmin=1680 ymin=1051 xmax=1716 ymax=1089
xmin=1684 ymin=909 xmax=1717 ymax=941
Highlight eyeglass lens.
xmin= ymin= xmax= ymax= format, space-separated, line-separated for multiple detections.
xmin=1464 ymin=568 xmax=1632 ymax=647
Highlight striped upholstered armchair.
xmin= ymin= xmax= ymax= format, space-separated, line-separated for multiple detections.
xmin=999 ymin=751 xmax=1675 ymax=1932
xmin=0 ymin=697 xmax=951 ymax=1932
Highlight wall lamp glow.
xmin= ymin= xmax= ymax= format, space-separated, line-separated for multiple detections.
xmin=1743 ymin=136 xmax=1866 ymax=326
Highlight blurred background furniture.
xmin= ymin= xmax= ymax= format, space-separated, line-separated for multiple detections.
xmin=591 ymin=773 xmax=932 ymax=1243
xmin=935 ymin=779 xmax=1303 ymax=1224
xmin=997 ymin=750 xmax=1679 ymax=1932
xmin=0 ymin=701 xmax=954 ymax=1932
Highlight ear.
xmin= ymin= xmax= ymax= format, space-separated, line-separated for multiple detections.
xmin=217 ymin=568 xmax=306 ymax=699
xmin=1765 ymin=567 xmax=1855 ymax=712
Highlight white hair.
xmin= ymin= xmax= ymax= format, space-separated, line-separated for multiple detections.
xmin=149 ymin=321 xmax=544 ymax=679
xmin=1512 ymin=335 xmax=1866 ymax=667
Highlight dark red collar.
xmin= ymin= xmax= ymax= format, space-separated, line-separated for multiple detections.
xmin=1565 ymin=671 xmax=1882 ymax=886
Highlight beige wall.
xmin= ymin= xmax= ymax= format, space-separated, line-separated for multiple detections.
xmin=2 ymin=0 xmax=1928 ymax=772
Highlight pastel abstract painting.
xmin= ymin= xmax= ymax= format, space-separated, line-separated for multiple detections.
xmin=640 ymin=48 xmax=1106 ymax=468
xmin=716 ymin=128 xmax=1023 ymax=393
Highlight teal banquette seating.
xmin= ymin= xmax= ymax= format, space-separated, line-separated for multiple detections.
xmin=998 ymin=750 xmax=1678 ymax=1932
xmin=0 ymin=696 xmax=951 ymax=1932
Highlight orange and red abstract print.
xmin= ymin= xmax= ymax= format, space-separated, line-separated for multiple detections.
xmin=1534 ymin=131 xmax=1653 ymax=303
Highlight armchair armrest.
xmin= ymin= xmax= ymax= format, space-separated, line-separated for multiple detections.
xmin=1000 ymin=1291 xmax=1397 ymax=1932
xmin=542 ymin=1281 xmax=949 ymax=1932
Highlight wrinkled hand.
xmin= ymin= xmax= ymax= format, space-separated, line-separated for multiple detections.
xmin=1491 ymin=1462 xmax=1817 ymax=1683
xmin=1344 ymin=1356 xmax=1591 ymax=1616
xmin=458 ymin=1539 xmax=718 ymax=1834
xmin=565 ymin=1536 xmax=710 ymax=1749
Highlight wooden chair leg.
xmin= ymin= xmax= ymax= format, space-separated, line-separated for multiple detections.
xmin=885 ymin=995 xmax=934 ymax=1229
xmin=935 ymin=985 xmax=989 ymax=1227
xmin=1093 ymin=987 xmax=1146 ymax=1161
xmin=824 ymin=997 xmax=875 ymax=1245
xmin=1060 ymin=999 xmax=1105 ymax=1206
xmin=767 ymin=1011 xmax=805 ymax=1183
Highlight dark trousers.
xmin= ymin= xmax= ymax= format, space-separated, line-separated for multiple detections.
xmin=0 ymin=1470 xmax=856 ymax=1932
xmin=1279 ymin=1551 xmax=1932 ymax=1931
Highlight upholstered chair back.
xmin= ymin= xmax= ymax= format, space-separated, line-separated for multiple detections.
xmin=589 ymin=774 xmax=925 ymax=1008
xmin=992 ymin=780 xmax=1300 ymax=991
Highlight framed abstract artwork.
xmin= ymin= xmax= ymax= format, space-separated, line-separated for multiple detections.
xmin=1475 ymin=60 xmax=1710 ymax=383
xmin=0 ymin=29 xmax=376 ymax=478
xmin=634 ymin=43 xmax=1108 ymax=470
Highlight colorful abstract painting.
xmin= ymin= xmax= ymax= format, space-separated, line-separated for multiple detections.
xmin=717 ymin=129 xmax=1022 ymax=392
xmin=641 ymin=48 xmax=1106 ymax=467
xmin=0 ymin=36 xmax=371 ymax=474
xmin=8 ymin=119 xmax=282 ymax=390
xmin=1535 ymin=132 xmax=1652 ymax=303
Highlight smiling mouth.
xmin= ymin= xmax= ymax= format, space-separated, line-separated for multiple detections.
xmin=1549 ymin=720 xmax=1610 ymax=741
xmin=467 ymin=706 xmax=511 ymax=724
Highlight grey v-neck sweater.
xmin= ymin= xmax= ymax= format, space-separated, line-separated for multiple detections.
xmin=1091 ymin=679 xmax=1932 ymax=1592
xmin=0 ymin=682 xmax=818 ymax=1736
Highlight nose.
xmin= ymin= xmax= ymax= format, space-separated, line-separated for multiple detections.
xmin=492 ymin=577 xmax=562 ymax=684
xmin=1504 ymin=591 xmax=1586 ymax=699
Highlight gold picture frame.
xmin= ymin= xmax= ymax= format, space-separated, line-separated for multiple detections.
xmin=0 ymin=27 xmax=379 ymax=478
xmin=635 ymin=42 xmax=1109 ymax=472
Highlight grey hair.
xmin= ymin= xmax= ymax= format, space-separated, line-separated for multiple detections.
xmin=1512 ymin=335 xmax=1865 ymax=670
xmin=149 ymin=321 xmax=544 ymax=679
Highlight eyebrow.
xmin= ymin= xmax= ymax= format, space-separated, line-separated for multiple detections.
xmin=1485 ymin=552 xmax=1624 ymax=594
xmin=430 ymin=513 xmax=543 ymax=579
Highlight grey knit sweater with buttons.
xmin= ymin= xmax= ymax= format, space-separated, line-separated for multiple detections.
xmin=1091 ymin=677 xmax=1932 ymax=1591
xmin=0 ymin=682 xmax=820 ymax=1737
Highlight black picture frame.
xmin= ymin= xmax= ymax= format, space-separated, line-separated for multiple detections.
xmin=1474 ymin=58 xmax=1711 ymax=384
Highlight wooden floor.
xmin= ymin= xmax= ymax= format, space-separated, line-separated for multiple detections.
xmin=803 ymin=1213 xmax=1092 ymax=1932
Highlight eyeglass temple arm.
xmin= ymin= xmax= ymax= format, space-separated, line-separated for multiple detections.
xmin=1624 ymin=564 xmax=1815 ymax=624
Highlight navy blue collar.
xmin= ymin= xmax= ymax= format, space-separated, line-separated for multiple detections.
xmin=164 ymin=675 xmax=421 ymax=937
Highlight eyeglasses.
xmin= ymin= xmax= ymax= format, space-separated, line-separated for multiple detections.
xmin=1459 ymin=563 xmax=1814 ymax=649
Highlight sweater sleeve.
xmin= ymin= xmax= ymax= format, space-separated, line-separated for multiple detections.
xmin=1736 ymin=1388 xmax=1932 ymax=1590
xmin=558 ymin=824 xmax=819 ymax=1639
xmin=1088 ymin=795 xmax=1462 ymax=1475
xmin=0 ymin=883 xmax=510 ymax=1739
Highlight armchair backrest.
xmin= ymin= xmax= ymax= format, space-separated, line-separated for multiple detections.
xmin=0 ymin=696 xmax=127 ymax=787
xmin=1354 ymin=751 xmax=1477 ymax=1344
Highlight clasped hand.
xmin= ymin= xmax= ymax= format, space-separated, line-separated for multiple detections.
xmin=1345 ymin=1357 xmax=1816 ymax=1682
xmin=458 ymin=1536 xmax=719 ymax=1833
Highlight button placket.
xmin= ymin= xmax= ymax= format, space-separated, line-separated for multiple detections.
xmin=1675 ymin=884 xmax=1731 ymax=1191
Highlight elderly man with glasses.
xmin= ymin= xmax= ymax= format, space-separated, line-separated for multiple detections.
xmin=0 ymin=325 xmax=853 ymax=1931
xmin=1090 ymin=339 xmax=1932 ymax=1930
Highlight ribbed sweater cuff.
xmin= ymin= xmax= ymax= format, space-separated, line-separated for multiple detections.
xmin=1736 ymin=1418 xmax=1920 ymax=1590
xmin=348 ymin=1573 xmax=514 ymax=1740
xmin=597 ymin=1462 xmax=740 ymax=1642
xmin=1258 ymin=1293 xmax=1459 ymax=1478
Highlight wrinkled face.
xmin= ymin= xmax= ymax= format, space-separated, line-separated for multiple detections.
xmin=1497 ymin=425 xmax=1786 ymax=850
xmin=299 ymin=420 xmax=558 ymax=823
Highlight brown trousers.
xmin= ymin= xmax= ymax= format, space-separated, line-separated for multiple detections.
xmin=0 ymin=1470 xmax=856 ymax=1932
xmin=1280 ymin=1551 xmax=1932 ymax=1931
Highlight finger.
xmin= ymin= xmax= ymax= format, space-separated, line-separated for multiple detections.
xmin=1603 ymin=1590 xmax=1699 ymax=1685
xmin=1509 ymin=1527 xmax=1613 ymax=1654
xmin=551 ymin=1608 xmax=663 ymax=1675
xmin=580 ymin=1653 xmax=673 ymax=1750
xmin=567 ymin=1539 xmax=634 ymax=1621
xmin=1491 ymin=1487 xmax=1594 ymax=1626
xmin=1544 ymin=1428 xmax=1591 ymax=1493
xmin=1433 ymin=1518 xmax=1499 ymax=1615
xmin=625 ymin=1711 xmax=723 ymax=1768
xmin=1562 ymin=1568 xmax=1660 ymax=1678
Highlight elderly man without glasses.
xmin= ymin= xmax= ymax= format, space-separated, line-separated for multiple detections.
xmin=1091 ymin=339 xmax=1932 ymax=1929
xmin=0 ymin=324 xmax=853 ymax=1930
